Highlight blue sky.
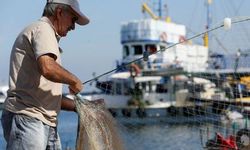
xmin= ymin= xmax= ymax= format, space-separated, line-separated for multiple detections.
xmin=0 ymin=0 xmax=249 ymax=90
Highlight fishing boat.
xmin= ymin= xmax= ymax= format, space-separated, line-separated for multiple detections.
xmin=66 ymin=0 xmax=250 ymax=120
xmin=69 ymin=0 xmax=225 ymax=118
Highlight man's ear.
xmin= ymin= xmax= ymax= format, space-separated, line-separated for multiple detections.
xmin=55 ymin=7 xmax=63 ymax=19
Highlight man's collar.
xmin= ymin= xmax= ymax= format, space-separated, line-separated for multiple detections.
xmin=40 ymin=17 xmax=61 ymax=41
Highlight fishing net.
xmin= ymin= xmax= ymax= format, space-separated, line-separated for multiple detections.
xmin=74 ymin=96 xmax=124 ymax=150
xmin=192 ymin=20 xmax=250 ymax=150
xmin=73 ymin=17 xmax=250 ymax=150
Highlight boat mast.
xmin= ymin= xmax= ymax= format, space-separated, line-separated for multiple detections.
xmin=204 ymin=0 xmax=212 ymax=48
xmin=158 ymin=0 xmax=162 ymax=19
xmin=142 ymin=2 xmax=159 ymax=20
xmin=142 ymin=0 xmax=171 ymax=22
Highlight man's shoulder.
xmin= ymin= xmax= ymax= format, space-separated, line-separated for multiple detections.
xmin=26 ymin=19 xmax=52 ymax=32
xmin=20 ymin=18 xmax=54 ymax=37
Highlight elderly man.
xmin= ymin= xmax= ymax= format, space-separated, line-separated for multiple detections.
xmin=1 ymin=0 xmax=88 ymax=149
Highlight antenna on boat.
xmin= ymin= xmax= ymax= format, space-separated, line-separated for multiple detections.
xmin=203 ymin=0 xmax=212 ymax=48
xmin=142 ymin=0 xmax=171 ymax=22
xmin=142 ymin=2 xmax=159 ymax=20
xmin=158 ymin=0 xmax=162 ymax=19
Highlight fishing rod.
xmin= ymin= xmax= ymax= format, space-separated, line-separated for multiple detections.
xmin=82 ymin=17 xmax=250 ymax=85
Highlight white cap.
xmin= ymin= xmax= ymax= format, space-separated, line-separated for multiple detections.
xmin=47 ymin=0 xmax=89 ymax=25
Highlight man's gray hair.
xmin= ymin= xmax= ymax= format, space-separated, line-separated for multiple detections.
xmin=42 ymin=3 xmax=70 ymax=17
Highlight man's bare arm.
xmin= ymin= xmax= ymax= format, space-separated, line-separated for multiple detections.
xmin=61 ymin=95 xmax=76 ymax=112
xmin=37 ymin=54 xmax=83 ymax=93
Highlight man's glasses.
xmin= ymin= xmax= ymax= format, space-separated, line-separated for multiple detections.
xmin=63 ymin=9 xmax=78 ymax=24
xmin=72 ymin=16 xmax=78 ymax=24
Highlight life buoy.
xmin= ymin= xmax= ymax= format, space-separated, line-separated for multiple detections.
xmin=179 ymin=36 xmax=186 ymax=43
xmin=160 ymin=32 xmax=168 ymax=42
xmin=130 ymin=63 xmax=141 ymax=76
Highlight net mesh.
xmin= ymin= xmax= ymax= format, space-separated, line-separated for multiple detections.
xmin=74 ymin=98 xmax=124 ymax=150
xmin=75 ymin=18 xmax=250 ymax=150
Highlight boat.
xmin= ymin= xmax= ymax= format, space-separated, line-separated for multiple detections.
xmin=0 ymin=85 xmax=8 ymax=110
xmin=67 ymin=0 xmax=250 ymax=120
xmin=67 ymin=0 xmax=220 ymax=118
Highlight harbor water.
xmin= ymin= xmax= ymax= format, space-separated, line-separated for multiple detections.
xmin=0 ymin=110 xmax=207 ymax=150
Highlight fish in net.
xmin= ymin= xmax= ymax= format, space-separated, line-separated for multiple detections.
xmin=74 ymin=94 xmax=125 ymax=150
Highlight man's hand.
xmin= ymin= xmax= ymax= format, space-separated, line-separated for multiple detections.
xmin=69 ymin=78 xmax=83 ymax=94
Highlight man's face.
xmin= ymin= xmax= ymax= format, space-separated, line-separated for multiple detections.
xmin=56 ymin=8 xmax=78 ymax=37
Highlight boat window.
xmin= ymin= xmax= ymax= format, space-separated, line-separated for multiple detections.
xmin=148 ymin=81 xmax=152 ymax=92
xmin=123 ymin=82 xmax=130 ymax=95
xmin=123 ymin=45 xmax=130 ymax=58
xmin=145 ymin=44 xmax=157 ymax=54
xmin=115 ymin=83 xmax=122 ymax=95
xmin=0 ymin=92 xmax=4 ymax=97
xmin=156 ymin=84 xmax=168 ymax=93
xmin=187 ymin=84 xmax=205 ymax=93
xmin=141 ymin=82 xmax=147 ymax=91
xmin=132 ymin=45 xmax=143 ymax=55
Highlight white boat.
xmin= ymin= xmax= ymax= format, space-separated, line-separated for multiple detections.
xmin=83 ymin=72 xmax=172 ymax=109
xmin=0 ymin=85 xmax=8 ymax=110
xmin=72 ymin=1 xmax=250 ymax=119
xmin=69 ymin=1 xmax=217 ymax=118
